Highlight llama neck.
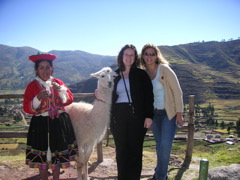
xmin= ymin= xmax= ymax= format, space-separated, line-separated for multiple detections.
xmin=91 ymin=86 xmax=112 ymax=128
xmin=96 ymin=86 xmax=112 ymax=104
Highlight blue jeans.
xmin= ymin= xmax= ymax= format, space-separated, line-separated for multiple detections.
xmin=152 ymin=109 xmax=177 ymax=180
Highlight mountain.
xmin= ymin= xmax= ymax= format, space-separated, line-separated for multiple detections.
xmin=159 ymin=40 xmax=240 ymax=103
xmin=0 ymin=40 xmax=240 ymax=103
xmin=0 ymin=45 xmax=116 ymax=89
xmin=69 ymin=40 xmax=240 ymax=104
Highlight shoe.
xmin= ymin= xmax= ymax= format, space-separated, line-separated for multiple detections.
xmin=147 ymin=175 xmax=167 ymax=180
xmin=148 ymin=176 xmax=156 ymax=180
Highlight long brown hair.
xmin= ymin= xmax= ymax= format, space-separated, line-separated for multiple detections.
xmin=117 ymin=44 xmax=139 ymax=71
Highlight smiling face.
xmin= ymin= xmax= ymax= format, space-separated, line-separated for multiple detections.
xmin=123 ymin=48 xmax=135 ymax=68
xmin=143 ymin=47 xmax=157 ymax=66
xmin=35 ymin=60 xmax=53 ymax=81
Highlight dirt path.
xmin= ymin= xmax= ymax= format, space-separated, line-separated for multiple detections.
xmin=0 ymin=159 xmax=154 ymax=180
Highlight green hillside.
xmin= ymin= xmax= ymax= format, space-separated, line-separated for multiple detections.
xmin=1 ymin=40 xmax=240 ymax=103
xmin=70 ymin=40 xmax=240 ymax=103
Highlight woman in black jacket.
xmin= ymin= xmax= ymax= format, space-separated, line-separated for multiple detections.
xmin=110 ymin=44 xmax=154 ymax=180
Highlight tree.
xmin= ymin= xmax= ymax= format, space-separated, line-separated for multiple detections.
xmin=236 ymin=118 xmax=240 ymax=137
xmin=220 ymin=121 xmax=225 ymax=129
xmin=195 ymin=104 xmax=201 ymax=117
xmin=227 ymin=126 xmax=231 ymax=134
xmin=201 ymin=103 xmax=215 ymax=125
xmin=207 ymin=103 xmax=215 ymax=116
xmin=0 ymin=106 xmax=7 ymax=116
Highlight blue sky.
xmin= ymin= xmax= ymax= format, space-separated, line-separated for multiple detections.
xmin=0 ymin=0 xmax=239 ymax=56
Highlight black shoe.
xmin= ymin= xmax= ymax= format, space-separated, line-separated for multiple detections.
xmin=148 ymin=175 xmax=167 ymax=180
xmin=148 ymin=176 xmax=156 ymax=180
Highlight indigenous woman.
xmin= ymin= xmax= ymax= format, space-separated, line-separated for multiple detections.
xmin=23 ymin=53 xmax=77 ymax=180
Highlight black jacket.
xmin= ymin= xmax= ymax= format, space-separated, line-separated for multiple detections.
xmin=111 ymin=67 xmax=154 ymax=120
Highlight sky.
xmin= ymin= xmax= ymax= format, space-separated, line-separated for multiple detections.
xmin=0 ymin=0 xmax=239 ymax=56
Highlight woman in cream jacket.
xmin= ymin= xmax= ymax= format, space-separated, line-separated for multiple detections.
xmin=140 ymin=43 xmax=184 ymax=180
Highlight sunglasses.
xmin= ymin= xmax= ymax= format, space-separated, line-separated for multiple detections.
xmin=144 ymin=53 xmax=156 ymax=56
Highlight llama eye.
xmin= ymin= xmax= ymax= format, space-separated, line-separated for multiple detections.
xmin=101 ymin=75 xmax=105 ymax=78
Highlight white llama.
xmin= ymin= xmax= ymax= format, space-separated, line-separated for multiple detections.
xmin=65 ymin=67 xmax=116 ymax=180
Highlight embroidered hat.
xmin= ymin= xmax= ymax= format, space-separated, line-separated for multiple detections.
xmin=29 ymin=52 xmax=57 ymax=63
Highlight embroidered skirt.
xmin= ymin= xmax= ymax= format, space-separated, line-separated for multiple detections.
xmin=26 ymin=112 xmax=78 ymax=170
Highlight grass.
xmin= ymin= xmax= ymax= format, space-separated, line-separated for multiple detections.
xmin=202 ymin=99 xmax=240 ymax=118
xmin=198 ymin=143 xmax=240 ymax=167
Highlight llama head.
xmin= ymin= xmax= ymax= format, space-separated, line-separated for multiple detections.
xmin=90 ymin=67 xmax=117 ymax=89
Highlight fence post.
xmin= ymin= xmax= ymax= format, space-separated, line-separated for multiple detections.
xmin=97 ymin=141 xmax=103 ymax=162
xmin=182 ymin=95 xmax=195 ymax=168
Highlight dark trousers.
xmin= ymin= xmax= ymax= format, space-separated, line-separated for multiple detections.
xmin=110 ymin=103 xmax=147 ymax=180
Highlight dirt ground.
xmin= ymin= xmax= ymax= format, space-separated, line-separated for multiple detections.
xmin=0 ymin=146 xmax=200 ymax=180
xmin=0 ymin=159 xmax=117 ymax=180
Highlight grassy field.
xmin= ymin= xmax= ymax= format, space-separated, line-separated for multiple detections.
xmin=201 ymin=99 xmax=240 ymax=120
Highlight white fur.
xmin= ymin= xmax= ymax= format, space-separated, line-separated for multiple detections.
xmin=65 ymin=67 xmax=116 ymax=180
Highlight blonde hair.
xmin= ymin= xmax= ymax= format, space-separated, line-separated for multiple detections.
xmin=140 ymin=43 xmax=169 ymax=69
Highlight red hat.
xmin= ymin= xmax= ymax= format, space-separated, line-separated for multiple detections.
xmin=29 ymin=52 xmax=57 ymax=63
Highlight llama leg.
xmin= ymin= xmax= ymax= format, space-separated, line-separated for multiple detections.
xmin=82 ymin=146 xmax=94 ymax=180
xmin=76 ymin=149 xmax=85 ymax=180
xmin=75 ymin=155 xmax=83 ymax=180
xmin=82 ymin=161 xmax=89 ymax=180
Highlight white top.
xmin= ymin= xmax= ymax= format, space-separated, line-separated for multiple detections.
xmin=116 ymin=78 xmax=132 ymax=103
xmin=152 ymin=65 xmax=165 ymax=109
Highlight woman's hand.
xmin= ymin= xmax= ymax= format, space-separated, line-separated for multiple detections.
xmin=176 ymin=112 xmax=184 ymax=127
xmin=94 ymin=89 xmax=99 ymax=99
xmin=37 ymin=90 xmax=51 ymax=100
xmin=144 ymin=118 xmax=152 ymax=129
xmin=52 ymin=82 xmax=61 ymax=91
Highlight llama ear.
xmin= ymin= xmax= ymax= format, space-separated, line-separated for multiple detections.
xmin=90 ymin=72 xmax=100 ymax=78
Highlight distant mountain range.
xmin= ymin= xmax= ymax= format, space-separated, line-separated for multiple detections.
xmin=0 ymin=40 xmax=240 ymax=103
xmin=0 ymin=44 xmax=115 ymax=88
xmin=68 ymin=40 xmax=240 ymax=104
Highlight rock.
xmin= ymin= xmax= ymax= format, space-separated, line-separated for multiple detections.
xmin=208 ymin=164 xmax=240 ymax=180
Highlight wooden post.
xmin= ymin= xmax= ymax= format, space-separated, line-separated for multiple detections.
xmin=97 ymin=141 xmax=103 ymax=162
xmin=182 ymin=95 xmax=195 ymax=168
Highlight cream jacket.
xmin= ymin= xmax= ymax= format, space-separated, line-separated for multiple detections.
xmin=158 ymin=64 xmax=184 ymax=120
